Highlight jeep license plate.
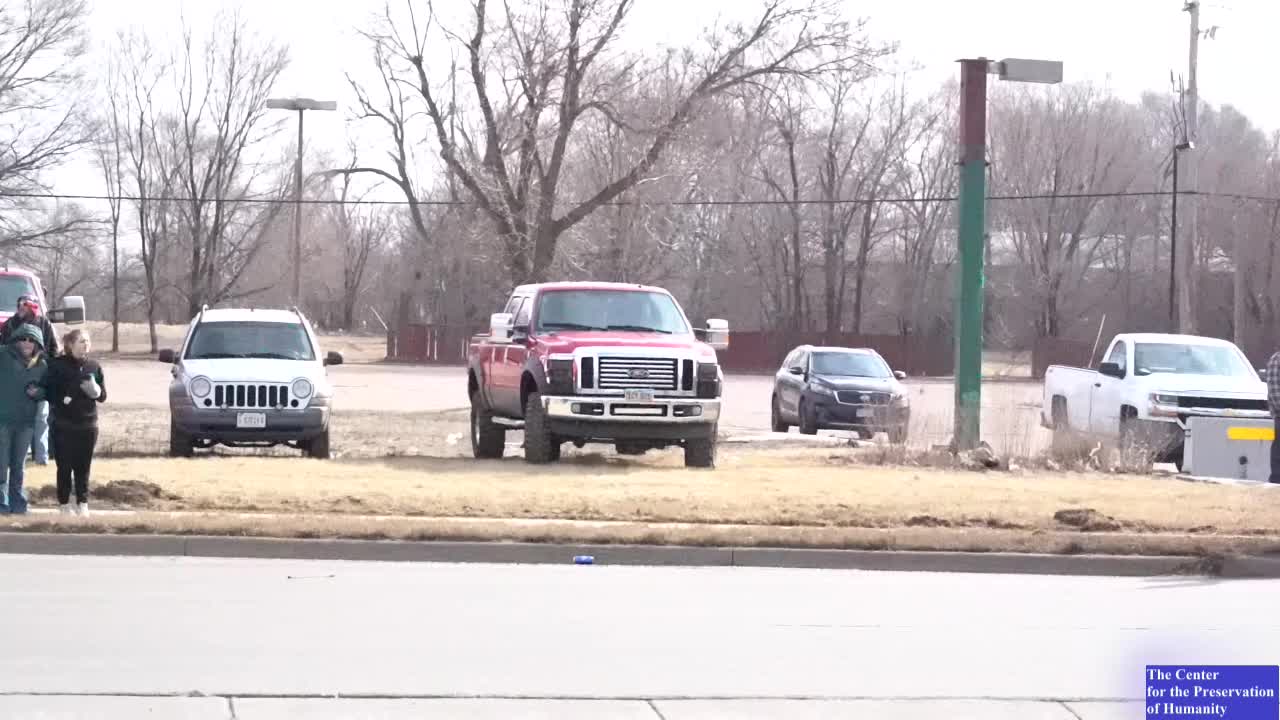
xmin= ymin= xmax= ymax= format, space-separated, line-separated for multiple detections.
xmin=624 ymin=389 xmax=655 ymax=403
xmin=856 ymin=408 xmax=873 ymax=418
xmin=236 ymin=412 xmax=267 ymax=429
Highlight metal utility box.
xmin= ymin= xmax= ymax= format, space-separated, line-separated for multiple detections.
xmin=1183 ymin=416 xmax=1274 ymax=481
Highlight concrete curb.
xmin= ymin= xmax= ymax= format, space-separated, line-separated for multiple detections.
xmin=2 ymin=532 xmax=1277 ymax=577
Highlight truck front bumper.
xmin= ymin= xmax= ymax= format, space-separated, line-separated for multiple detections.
xmin=542 ymin=395 xmax=719 ymax=442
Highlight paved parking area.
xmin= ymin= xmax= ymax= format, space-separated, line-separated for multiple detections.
xmin=107 ymin=360 xmax=1048 ymax=455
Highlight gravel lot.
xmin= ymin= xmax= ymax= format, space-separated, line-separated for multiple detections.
xmin=101 ymin=360 xmax=1049 ymax=457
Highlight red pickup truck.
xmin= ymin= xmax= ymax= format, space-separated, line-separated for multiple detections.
xmin=467 ymin=281 xmax=730 ymax=468
xmin=0 ymin=265 xmax=87 ymax=327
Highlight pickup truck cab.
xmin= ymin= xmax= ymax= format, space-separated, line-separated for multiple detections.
xmin=0 ymin=265 xmax=87 ymax=328
xmin=1041 ymin=333 xmax=1269 ymax=468
xmin=467 ymin=282 xmax=729 ymax=468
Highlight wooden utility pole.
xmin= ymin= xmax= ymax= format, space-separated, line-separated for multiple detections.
xmin=1178 ymin=0 xmax=1200 ymax=335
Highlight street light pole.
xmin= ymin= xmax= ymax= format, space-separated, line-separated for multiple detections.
xmin=1169 ymin=140 xmax=1193 ymax=333
xmin=953 ymin=57 xmax=1062 ymax=452
xmin=266 ymin=97 xmax=337 ymax=306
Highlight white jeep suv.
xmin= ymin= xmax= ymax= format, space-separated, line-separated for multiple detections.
xmin=158 ymin=306 xmax=343 ymax=458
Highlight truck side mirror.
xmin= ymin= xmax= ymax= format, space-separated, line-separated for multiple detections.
xmin=788 ymin=366 xmax=805 ymax=376
xmin=157 ymin=349 xmax=177 ymax=364
xmin=489 ymin=312 xmax=514 ymax=342
xmin=47 ymin=296 xmax=86 ymax=325
xmin=1098 ymin=361 xmax=1125 ymax=379
xmin=894 ymin=370 xmax=907 ymax=380
xmin=324 ymin=351 xmax=344 ymax=366
xmin=699 ymin=318 xmax=729 ymax=351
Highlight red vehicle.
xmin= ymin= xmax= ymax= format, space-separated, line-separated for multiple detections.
xmin=0 ymin=265 xmax=86 ymax=326
xmin=467 ymin=282 xmax=730 ymax=468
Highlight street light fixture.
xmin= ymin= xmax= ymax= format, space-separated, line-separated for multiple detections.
xmin=953 ymin=57 xmax=1063 ymax=453
xmin=266 ymin=97 xmax=338 ymax=306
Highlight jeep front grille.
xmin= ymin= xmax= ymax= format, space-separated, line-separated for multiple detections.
xmin=214 ymin=383 xmax=291 ymax=409
xmin=596 ymin=357 xmax=678 ymax=391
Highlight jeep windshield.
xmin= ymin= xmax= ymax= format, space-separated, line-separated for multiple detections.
xmin=535 ymin=290 xmax=689 ymax=335
xmin=184 ymin=322 xmax=315 ymax=361
xmin=0 ymin=275 xmax=36 ymax=313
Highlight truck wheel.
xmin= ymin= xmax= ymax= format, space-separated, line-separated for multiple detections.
xmin=169 ymin=422 xmax=194 ymax=458
xmin=1119 ymin=416 xmax=1153 ymax=473
xmin=306 ymin=430 xmax=332 ymax=459
xmin=888 ymin=424 xmax=908 ymax=445
xmin=470 ymin=394 xmax=506 ymax=459
xmin=684 ymin=427 xmax=717 ymax=468
xmin=770 ymin=396 xmax=789 ymax=433
xmin=523 ymin=392 xmax=560 ymax=464
xmin=798 ymin=401 xmax=818 ymax=435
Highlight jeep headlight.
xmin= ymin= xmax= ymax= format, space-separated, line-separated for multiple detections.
xmin=189 ymin=376 xmax=212 ymax=398
xmin=291 ymin=378 xmax=313 ymax=398
xmin=809 ymin=383 xmax=836 ymax=397
xmin=892 ymin=392 xmax=910 ymax=408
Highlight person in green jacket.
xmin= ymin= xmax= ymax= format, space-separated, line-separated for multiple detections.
xmin=0 ymin=324 xmax=48 ymax=514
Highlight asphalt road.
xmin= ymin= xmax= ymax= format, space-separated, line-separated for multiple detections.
xmin=3 ymin=554 xmax=1275 ymax=718
xmin=108 ymin=360 xmax=1049 ymax=454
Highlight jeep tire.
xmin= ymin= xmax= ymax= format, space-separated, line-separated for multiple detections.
xmin=470 ymin=393 xmax=506 ymax=459
xmin=305 ymin=429 xmax=331 ymax=459
xmin=523 ymin=392 xmax=560 ymax=463
xmin=169 ymin=421 xmax=194 ymax=458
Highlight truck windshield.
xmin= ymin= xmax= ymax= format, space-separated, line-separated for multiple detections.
xmin=535 ymin=290 xmax=690 ymax=334
xmin=0 ymin=275 xmax=36 ymax=312
xmin=185 ymin=322 xmax=315 ymax=361
xmin=811 ymin=352 xmax=891 ymax=378
xmin=1133 ymin=343 xmax=1254 ymax=378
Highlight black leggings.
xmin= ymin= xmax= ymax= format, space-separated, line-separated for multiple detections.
xmin=53 ymin=425 xmax=98 ymax=505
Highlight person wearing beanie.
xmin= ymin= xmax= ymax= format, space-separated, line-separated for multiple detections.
xmin=0 ymin=324 xmax=48 ymax=514
xmin=43 ymin=329 xmax=106 ymax=516
xmin=0 ymin=294 xmax=56 ymax=466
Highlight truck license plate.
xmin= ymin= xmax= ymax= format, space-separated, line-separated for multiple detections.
xmin=624 ymin=389 xmax=655 ymax=403
xmin=236 ymin=412 xmax=267 ymax=429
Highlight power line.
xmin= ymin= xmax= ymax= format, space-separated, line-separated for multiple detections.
xmin=0 ymin=189 xmax=1234 ymax=207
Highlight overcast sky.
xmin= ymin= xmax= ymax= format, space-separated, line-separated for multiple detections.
xmin=49 ymin=0 xmax=1273 ymax=201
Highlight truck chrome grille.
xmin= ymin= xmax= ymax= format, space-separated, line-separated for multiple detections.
xmin=596 ymin=357 xmax=679 ymax=391
xmin=214 ymin=383 xmax=290 ymax=409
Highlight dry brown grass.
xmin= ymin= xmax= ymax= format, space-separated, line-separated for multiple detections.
xmin=93 ymin=406 xmax=470 ymax=458
xmin=16 ymin=447 xmax=1280 ymax=538
xmin=81 ymin=321 xmax=386 ymax=363
xmin=2 ymin=511 xmax=1277 ymax=559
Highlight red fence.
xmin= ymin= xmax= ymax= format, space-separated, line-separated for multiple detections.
xmin=386 ymin=323 xmax=953 ymax=376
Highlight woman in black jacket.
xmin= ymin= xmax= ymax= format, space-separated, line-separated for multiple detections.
xmin=44 ymin=329 xmax=106 ymax=516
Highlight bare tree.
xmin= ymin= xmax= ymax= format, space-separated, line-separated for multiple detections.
xmin=0 ymin=0 xmax=93 ymax=249
xmin=989 ymin=83 xmax=1142 ymax=338
xmin=164 ymin=12 xmax=291 ymax=315
xmin=323 ymin=150 xmax=392 ymax=330
xmin=95 ymin=44 xmax=128 ymax=351
xmin=357 ymin=0 xmax=888 ymax=285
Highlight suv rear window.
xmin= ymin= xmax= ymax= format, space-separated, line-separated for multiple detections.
xmin=184 ymin=321 xmax=315 ymax=361
xmin=0 ymin=275 xmax=36 ymax=312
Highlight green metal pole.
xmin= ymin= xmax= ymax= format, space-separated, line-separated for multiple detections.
xmin=954 ymin=58 xmax=989 ymax=452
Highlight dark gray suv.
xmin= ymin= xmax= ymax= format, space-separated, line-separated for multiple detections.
xmin=770 ymin=345 xmax=911 ymax=443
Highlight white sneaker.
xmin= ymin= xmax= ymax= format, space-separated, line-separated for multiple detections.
xmin=59 ymin=504 xmax=73 ymax=516
xmin=76 ymin=503 xmax=89 ymax=517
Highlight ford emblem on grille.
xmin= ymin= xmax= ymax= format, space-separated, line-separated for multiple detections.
xmin=628 ymin=368 xmax=650 ymax=379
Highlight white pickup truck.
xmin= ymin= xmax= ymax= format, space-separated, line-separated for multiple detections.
xmin=1041 ymin=333 xmax=1270 ymax=469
